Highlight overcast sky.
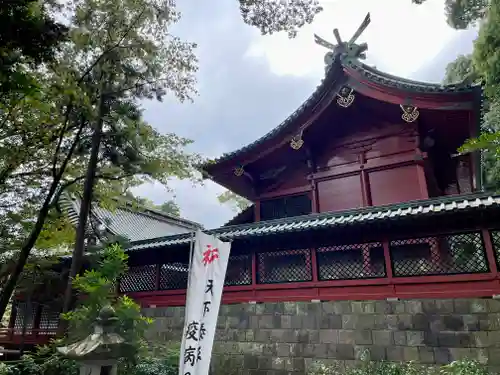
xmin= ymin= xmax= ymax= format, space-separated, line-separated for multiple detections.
xmin=133 ymin=0 xmax=478 ymax=229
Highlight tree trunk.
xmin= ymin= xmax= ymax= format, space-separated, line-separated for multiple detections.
xmin=58 ymin=88 xmax=107 ymax=335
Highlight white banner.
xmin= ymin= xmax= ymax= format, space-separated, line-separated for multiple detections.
xmin=179 ymin=230 xmax=231 ymax=375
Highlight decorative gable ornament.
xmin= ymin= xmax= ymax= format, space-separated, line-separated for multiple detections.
xmin=233 ymin=166 xmax=245 ymax=177
xmin=400 ymin=104 xmax=419 ymax=123
xmin=290 ymin=131 xmax=304 ymax=150
xmin=336 ymin=87 xmax=355 ymax=108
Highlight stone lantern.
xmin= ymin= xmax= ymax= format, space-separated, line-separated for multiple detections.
xmin=57 ymin=305 xmax=128 ymax=375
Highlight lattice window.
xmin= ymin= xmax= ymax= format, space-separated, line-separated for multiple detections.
xmin=159 ymin=262 xmax=188 ymax=290
xmin=491 ymin=230 xmax=500 ymax=268
xmin=38 ymin=305 xmax=60 ymax=335
xmin=317 ymin=243 xmax=385 ymax=280
xmin=257 ymin=249 xmax=312 ymax=284
xmin=119 ymin=265 xmax=156 ymax=292
xmin=13 ymin=301 xmax=37 ymax=334
xmin=390 ymin=232 xmax=488 ymax=277
xmin=260 ymin=194 xmax=311 ymax=221
xmin=225 ymin=254 xmax=252 ymax=286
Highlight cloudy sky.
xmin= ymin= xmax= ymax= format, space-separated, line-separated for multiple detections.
xmin=135 ymin=0 xmax=478 ymax=229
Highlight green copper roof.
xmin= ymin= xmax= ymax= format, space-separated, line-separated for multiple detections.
xmin=127 ymin=194 xmax=500 ymax=252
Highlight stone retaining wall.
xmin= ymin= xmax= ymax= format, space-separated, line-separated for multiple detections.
xmin=142 ymin=298 xmax=500 ymax=374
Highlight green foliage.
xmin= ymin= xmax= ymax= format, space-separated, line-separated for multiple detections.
xmin=217 ymin=190 xmax=251 ymax=213
xmin=132 ymin=348 xmax=180 ymax=375
xmin=415 ymin=0 xmax=488 ymax=29
xmin=61 ymin=243 xmax=151 ymax=360
xmin=308 ymin=358 xmax=489 ymax=375
xmin=238 ymin=0 xmax=323 ymax=38
xmin=443 ymin=54 xmax=479 ymax=85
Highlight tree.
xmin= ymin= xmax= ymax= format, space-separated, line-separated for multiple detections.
xmin=0 ymin=1 xmax=67 ymax=93
xmin=238 ymin=0 xmax=323 ymax=38
xmin=218 ymin=190 xmax=252 ymax=212
xmin=56 ymin=0 xmax=200 ymax=329
xmin=415 ymin=0 xmax=489 ymax=29
xmin=443 ymin=54 xmax=479 ymax=85
xmin=158 ymin=200 xmax=181 ymax=217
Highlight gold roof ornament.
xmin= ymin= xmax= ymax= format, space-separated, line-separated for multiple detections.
xmin=233 ymin=166 xmax=245 ymax=177
xmin=290 ymin=130 xmax=304 ymax=150
xmin=400 ymin=104 xmax=419 ymax=123
xmin=336 ymin=86 xmax=355 ymax=108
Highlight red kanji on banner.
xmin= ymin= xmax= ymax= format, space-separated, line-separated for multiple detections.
xmin=202 ymin=245 xmax=219 ymax=265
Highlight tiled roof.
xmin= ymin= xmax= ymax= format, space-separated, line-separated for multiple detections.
xmin=60 ymin=195 xmax=202 ymax=242
xmin=344 ymin=59 xmax=480 ymax=93
xmin=127 ymin=194 xmax=500 ymax=252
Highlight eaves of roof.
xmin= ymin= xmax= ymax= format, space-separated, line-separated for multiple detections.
xmin=127 ymin=193 xmax=500 ymax=252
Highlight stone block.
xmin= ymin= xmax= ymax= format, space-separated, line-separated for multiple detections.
xmin=423 ymin=331 xmax=439 ymax=347
xmin=435 ymin=300 xmax=455 ymax=313
xmin=370 ymin=346 xmax=387 ymax=361
xmin=390 ymin=301 xmax=406 ymax=314
xmin=296 ymin=302 xmax=309 ymax=316
xmin=439 ymin=332 xmax=473 ymax=348
xmin=406 ymin=331 xmax=425 ymax=346
xmin=319 ymin=329 xmax=339 ymax=344
xmin=372 ymin=330 xmax=393 ymax=346
xmin=472 ymin=331 xmax=489 ymax=348
xmin=405 ymin=300 xmax=423 ymax=314
xmin=471 ymin=300 xmax=489 ymax=313
xmin=357 ymin=315 xmax=376 ymax=330
xmin=309 ymin=330 xmax=320 ymax=344
xmin=354 ymin=345 xmax=370 ymax=360
xmin=271 ymin=357 xmax=286 ymax=370
xmin=290 ymin=315 xmax=302 ymax=329
xmin=333 ymin=301 xmax=352 ymax=314
xmin=397 ymin=315 xmax=413 ymax=331
xmin=270 ymin=329 xmax=288 ymax=343
xmin=249 ymin=315 xmax=259 ymax=329
xmin=474 ymin=348 xmax=489 ymax=364
xmin=487 ymin=313 xmax=500 ymax=330
xmin=489 ymin=299 xmax=500 ymax=313
xmin=342 ymin=315 xmax=357 ymax=329
xmin=283 ymin=302 xmax=296 ymax=315
xmin=259 ymin=315 xmax=275 ymax=329
xmin=393 ymin=331 xmax=407 ymax=346
xmin=385 ymin=315 xmax=399 ymax=330
xmin=295 ymin=329 xmax=310 ymax=344
xmin=255 ymin=303 xmax=265 ymax=315
xmin=322 ymin=301 xmax=336 ymax=315
xmin=354 ymin=330 xmax=372 ymax=345
xmin=258 ymin=356 xmax=272 ymax=369
xmin=449 ymin=348 xmax=472 ymax=361
xmin=335 ymin=344 xmax=355 ymax=360
xmin=255 ymin=329 xmax=271 ymax=342
xmin=418 ymin=347 xmax=435 ymax=364
xmin=246 ymin=330 xmax=255 ymax=342
xmin=454 ymin=300 xmax=471 ymax=314
xmin=433 ymin=348 xmax=451 ymax=364
xmin=488 ymin=349 xmax=500 ymax=365
xmin=338 ymin=330 xmax=355 ymax=345
xmin=374 ymin=301 xmax=393 ymax=314
xmin=411 ymin=314 xmax=430 ymax=331
xmin=244 ymin=354 xmax=259 ymax=369
xmin=386 ymin=347 xmax=405 ymax=362
xmin=403 ymin=347 xmax=420 ymax=362
xmin=262 ymin=344 xmax=278 ymax=356
xmin=321 ymin=314 xmax=342 ymax=329
xmin=463 ymin=314 xmax=480 ymax=331
xmin=442 ymin=315 xmax=464 ymax=331
xmin=280 ymin=315 xmax=292 ymax=329
xmin=302 ymin=315 xmax=318 ymax=329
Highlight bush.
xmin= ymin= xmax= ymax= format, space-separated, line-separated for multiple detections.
xmin=308 ymin=359 xmax=491 ymax=375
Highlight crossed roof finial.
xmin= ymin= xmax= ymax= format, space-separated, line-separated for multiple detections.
xmin=314 ymin=12 xmax=371 ymax=67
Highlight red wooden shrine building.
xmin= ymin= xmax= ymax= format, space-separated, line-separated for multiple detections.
xmin=4 ymin=14 xmax=500 ymax=348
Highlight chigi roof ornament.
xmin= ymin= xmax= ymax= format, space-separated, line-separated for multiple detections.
xmin=314 ymin=12 xmax=371 ymax=69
